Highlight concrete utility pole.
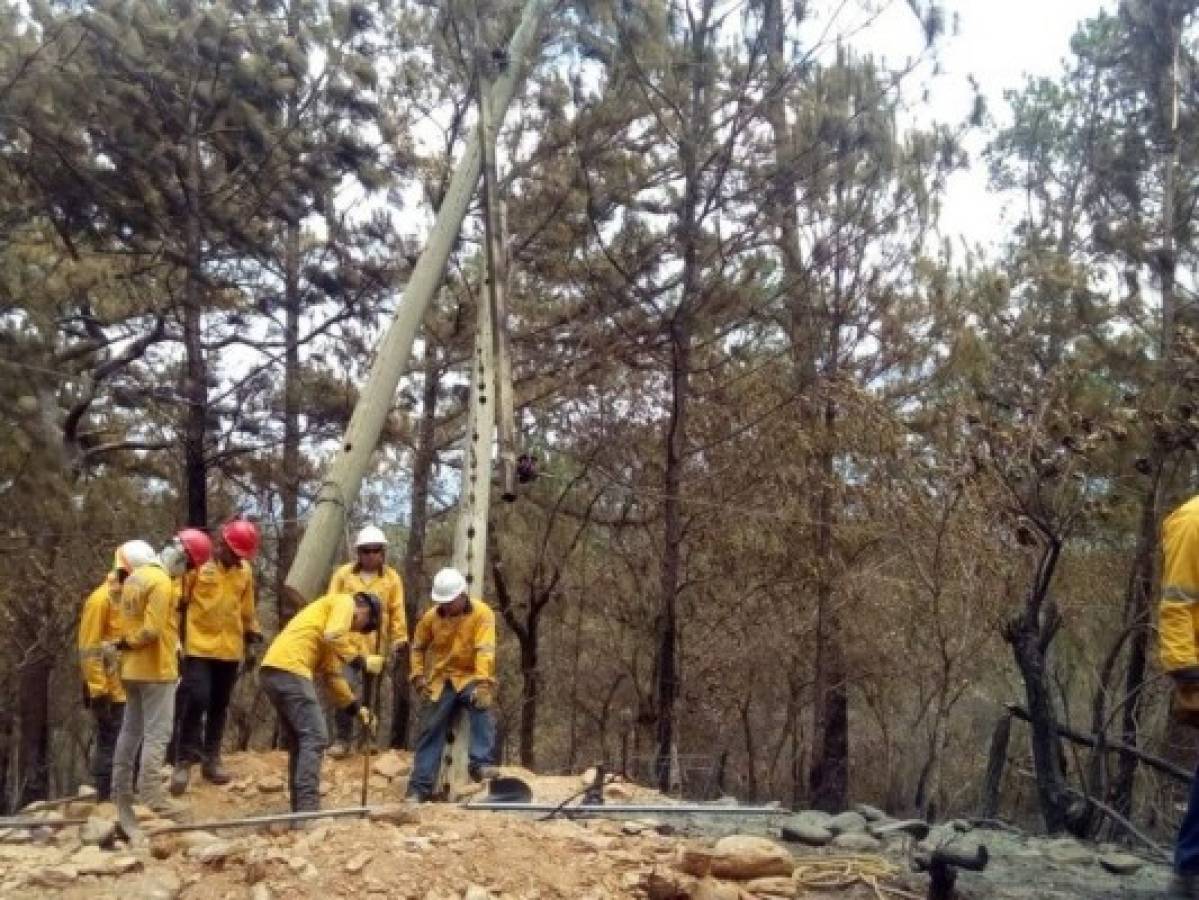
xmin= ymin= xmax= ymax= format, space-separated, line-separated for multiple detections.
xmin=283 ymin=0 xmax=552 ymax=604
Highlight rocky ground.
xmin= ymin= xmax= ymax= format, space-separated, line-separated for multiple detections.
xmin=0 ymin=751 xmax=1184 ymax=898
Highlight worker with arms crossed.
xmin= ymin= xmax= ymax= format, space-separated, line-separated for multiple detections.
xmin=259 ymin=591 xmax=383 ymax=815
xmin=106 ymin=528 xmax=213 ymax=838
xmin=1161 ymin=495 xmax=1199 ymax=899
xmin=405 ymin=567 xmax=498 ymax=802
xmin=77 ymin=539 xmax=158 ymax=800
xmin=325 ymin=525 xmax=407 ymax=758
xmin=170 ymin=518 xmax=263 ymax=795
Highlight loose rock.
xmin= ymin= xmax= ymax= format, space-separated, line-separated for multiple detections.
xmin=29 ymin=864 xmax=79 ymax=888
xmin=854 ymin=803 xmax=887 ymax=822
xmin=1045 ymin=838 xmax=1094 ymax=867
xmin=345 ymin=850 xmax=372 ymax=873
xmin=462 ymin=885 xmax=493 ymax=900
xmin=258 ymin=776 xmax=285 ymax=793
xmin=744 ymin=876 xmax=797 ymax=897
xmin=250 ymin=885 xmax=271 ymax=900
xmin=826 ymin=810 xmax=868 ymax=834
xmin=1099 ymin=852 xmax=1144 ymax=875
xmin=80 ymin=815 xmax=117 ymax=846
xmin=370 ymin=804 xmax=421 ymax=826
xmin=372 ymin=753 xmax=410 ymax=779
xmin=779 ymin=822 xmax=833 ymax=847
xmin=831 ymin=831 xmax=882 ymax=852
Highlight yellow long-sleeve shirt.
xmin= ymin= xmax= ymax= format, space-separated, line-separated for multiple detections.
xmin=261 ymin=593 xmax=359 ymax=708
xmin=117 ymin=562 xmax=180 ymax=683
xmin=410 ymin=598 xmax=496 ymax=701
xmin=78 ymin=574 xmax=126 ymax=702
xmin=179 ymin=559 xmax=260 ymax=661
xmin=327 ymin=563 xmax=407 ymax=657
xmin=1161 ymin=495 xmax=1199 ymax=672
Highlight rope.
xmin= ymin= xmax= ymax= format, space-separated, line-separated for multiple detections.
xmin=792 ymin=854 xmax=919 ymax=899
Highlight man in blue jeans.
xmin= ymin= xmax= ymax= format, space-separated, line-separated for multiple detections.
xmin=1160 ymin=495 xmax=1199 ymax=897
xmin=405 ymin=567 xmax=498 ymax=801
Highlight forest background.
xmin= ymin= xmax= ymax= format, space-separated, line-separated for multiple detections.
xmin=1 ymin=0 xmax=1197 ymax=844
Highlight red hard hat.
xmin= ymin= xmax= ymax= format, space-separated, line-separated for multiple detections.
xmin=221 ymin=519 xmax=260 ymax=560
xmin=176 ymin=528 xmax=213 ymax=568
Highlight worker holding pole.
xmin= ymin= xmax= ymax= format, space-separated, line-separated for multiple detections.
xmin=325 ymin=525 xmax=406 ymax=759
xmin=107 ymin=528 xmax=213 ymax=838
xmin=405 ymin=567 xmax=498 ymax=802
xmin=170 ymin=519 xmax=262 ymax=795
xmin=78 ymin=540 xmax=158 ymax=800
xmin=259 ymin=591 xmax=382 ymax=816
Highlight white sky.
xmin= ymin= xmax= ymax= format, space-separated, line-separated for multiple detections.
xmin=851 ymin=0 xmax=1115 ymax=250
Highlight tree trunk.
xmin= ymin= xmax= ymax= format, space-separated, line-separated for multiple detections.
xmin=519 ymin=615 xmax=539 ymax=768
xmin=16 ymin=653 xmax=51 ymax=807
xmin=276 ymin=0 xmax=302 ymax=627
xmin=393 ymin=342 xmax=441 ymax=749
xmin=979 ymin=712 xmax=1012 ymax=819
xmin=653 ymin=0 xmax=710 ymax=797
xmin=284 ymin=0 xmax=552 ymax=603
xmin=1007 ymin=615 xmax=1071 ymax=832
xmin=182 ymin=121 xmax=207 ymax=528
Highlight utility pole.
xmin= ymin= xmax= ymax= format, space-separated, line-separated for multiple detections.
xmin=283 ymin=0 xmax=551 ymax=604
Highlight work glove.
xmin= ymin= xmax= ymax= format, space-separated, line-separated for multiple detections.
xmin=1172 ymin=666 xmax=1199 ymax=686
xmin=363 ymin=654 xmax=385 ymax=676
xmin=99 ymin=641 xmax=124 ymax=675
xmin=471 ymin=682 xmax=495 ymax=711
xmin=356 ymin=706 xmax=378 ymax=737
xmin=410 ymin=675 xmax=431 ymax=701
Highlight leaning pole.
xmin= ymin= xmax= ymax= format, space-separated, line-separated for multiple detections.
xmin=284 ymin=0 xmax=553 ymax=604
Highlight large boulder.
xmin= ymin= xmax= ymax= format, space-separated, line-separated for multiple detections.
xmin=826 ymin=811 xmax=868 ymax=834
xmin=831 ymin=831 xmax=882 ymax=852
xmin=779 ymin=821 xmax=832 ymax=847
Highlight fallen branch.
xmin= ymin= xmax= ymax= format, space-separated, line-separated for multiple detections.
xmin=1066 ymin=790 xmax=1170 ymax=863
xmin=1006 ymin=703 xmax=1192 ymax=784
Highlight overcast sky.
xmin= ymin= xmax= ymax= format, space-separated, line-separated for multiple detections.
xmin=849 ymin=0 xmax=1115 ymax=249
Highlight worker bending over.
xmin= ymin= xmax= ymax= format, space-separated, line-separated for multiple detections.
xmin=326 ymin=525 xmax=407 ymax=758
xmin=260 ymin=591 xmax=382 ymax=814
xmin=108 ymin=528 xmax=213 ymax=838
xmin=78 ymin=540 xmax=157 ymax=800
xmin=171 ymin=519 xmax=262 ymax=795
xmin=405 ymin=567 xmax=498 ymax=802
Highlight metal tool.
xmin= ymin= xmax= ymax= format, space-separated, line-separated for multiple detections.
xmin=462 ymin=802 xmax=786 ymax=816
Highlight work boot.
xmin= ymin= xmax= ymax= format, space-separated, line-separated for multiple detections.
xmin=327 ymin=742 xmax=349 ymax=760
xmin=115 ymin=795 xmax=144 ymax=846
xmin=468 ymin=764 xmax=500 ymax=783
xmin=169 ymin=763 xmax=191 ymax=796
xmin=201 ymin=758 xmax=232 ymax=785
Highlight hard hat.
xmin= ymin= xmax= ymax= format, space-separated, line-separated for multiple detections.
xmin=221 ymin=519 xmax=260 ymax=560
xmin=115 ymin=539 xmax=157 ymax=573
xmin=353 ymin=591 xmax=382 ymax=631
xmin=175 ymin=528 xmax=214 ymax=568
xmin=355 ymin=525 xmax=387 ymax=549
xmin=430 ymin=567 xmax=467 ymax=604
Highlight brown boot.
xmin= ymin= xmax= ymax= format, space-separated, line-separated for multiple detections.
xmin=201 ymin=758 xmax=232 ymax=785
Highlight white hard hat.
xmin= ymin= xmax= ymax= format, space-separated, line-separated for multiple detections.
xmin=430 ymin=567 xmax=467 ymax=604
xmin=355 ymin=525 xmax=388 ymax=549
xmin=115 ymin=539 xmax=157 ymax=572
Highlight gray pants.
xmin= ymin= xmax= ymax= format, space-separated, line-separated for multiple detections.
xmin=261 ymin=667 xmax=328 ymax=812
xmin=112 ymin=681 xmax=177 ymax=806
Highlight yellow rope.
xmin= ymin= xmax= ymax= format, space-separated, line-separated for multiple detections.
xmin=791 ymin=855 xmax=920 ymax=898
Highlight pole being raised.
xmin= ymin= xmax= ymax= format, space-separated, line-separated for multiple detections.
xmin=283 ymin=0 xmax=553 ymax=604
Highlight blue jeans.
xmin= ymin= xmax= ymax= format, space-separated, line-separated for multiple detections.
xmin=406 ymin=681 xmax=495 ymax=799
xmin=1178 ymin=766 xmax=1199 ymax=873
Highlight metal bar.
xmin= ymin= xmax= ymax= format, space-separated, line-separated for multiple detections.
xmin=146 ymin=806 xmax=374 ymax=835
xmin=462 ymin=802 xmax=786 ymax=815
xmin=0 ymin=817 xmax=88 ymax=829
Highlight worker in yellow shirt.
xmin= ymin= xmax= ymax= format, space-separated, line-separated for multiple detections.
xmin=405 ymin=567 xmax=498 ymax=802
xmin=325 ymin=525 xmax=406 ymax=758
xmin=78 ymin=539 xmax=157 ymax=800
xmin=1160 ymin=495 xmax=1199 ymax=896
xmin=106 ymin=528 xmax=213 ymax=839
xmin=170 ymin=519 xmax=262 ymax=795
xmin=260 ymin=591 xmax=382 ymax=814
